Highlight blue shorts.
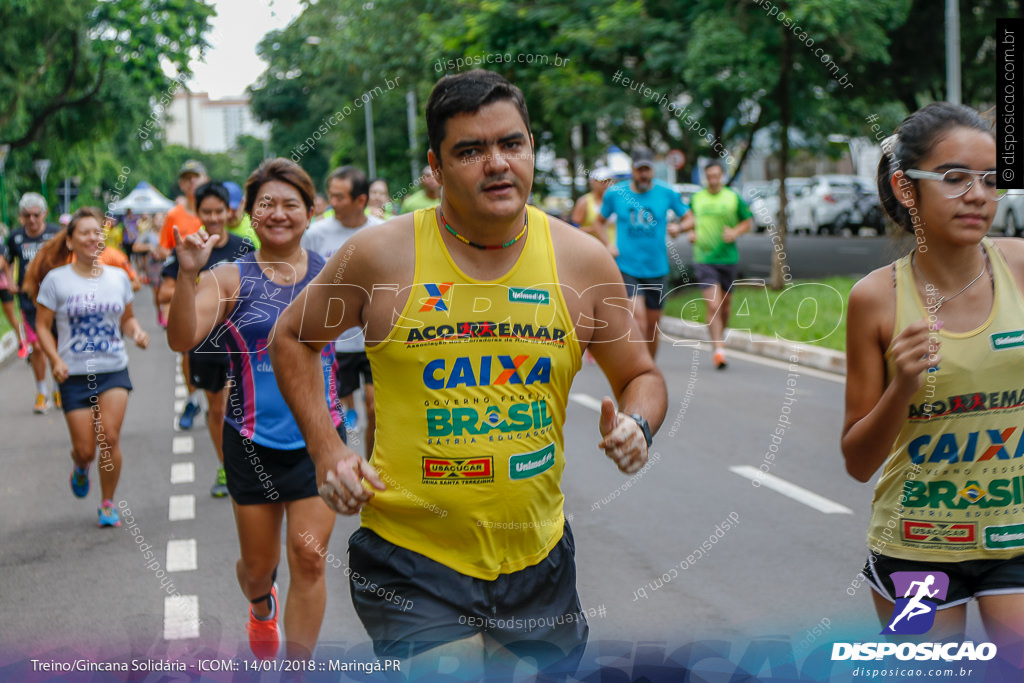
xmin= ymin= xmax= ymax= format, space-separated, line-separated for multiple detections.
xmin=862 ymin=551 xmax=1024 ymax=609
xmin=58 ymin=369 xmax=133 ymax=413
xmin=620 ymin=272 xmax=668 ymax=310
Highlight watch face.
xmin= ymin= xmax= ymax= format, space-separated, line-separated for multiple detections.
xmin=630 ymin=414 xmax=652 ymax=448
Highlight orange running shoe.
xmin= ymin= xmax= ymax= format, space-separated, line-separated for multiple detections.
xmin=33 ymin=392 xmax=49 ymax=414
xmin=246 ymin=584 xmax=279 ymax=660
xmin=713 ymin=349 xmax=727 ymax=370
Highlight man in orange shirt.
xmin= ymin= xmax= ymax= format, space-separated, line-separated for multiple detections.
xmin=158 ymin=160 xmax=207 ymax=259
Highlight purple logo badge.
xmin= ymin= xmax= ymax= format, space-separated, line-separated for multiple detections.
xmin=882 ymin=571 xmax=949 ymax=635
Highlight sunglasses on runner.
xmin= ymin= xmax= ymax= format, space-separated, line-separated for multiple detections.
xmin=904 ymin=168 xmax=1007 ymax=201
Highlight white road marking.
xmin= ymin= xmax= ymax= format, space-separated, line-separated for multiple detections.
xmin=730 ymin=465 xmax=853 ymax=514
xmin=164 ymin=595 xmax=199 ymax=640
xmin=175 ymin=385 xmax=188 ymax=399
xmin=166 ymin=539 xmax=198 ymax=572
xmin=174 ymin=399 xmax=185 ymax=414
xmin=170 ymin=462 xmax=195 ymax=484
xmin=172 ymin=436 xmax=194 ymax=454
xmin=169 ymin=495 xmax=196 ymax=521
xmin=174 ymin=373 xmax=185 ymax=387
xmin=570 ymin=393 xmax=603 ymax=413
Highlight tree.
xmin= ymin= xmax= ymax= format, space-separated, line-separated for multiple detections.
xmin=0 ymin=0 xmax=215 ymax=151
xmin=0 ymin=0 xmax=215 ymax=222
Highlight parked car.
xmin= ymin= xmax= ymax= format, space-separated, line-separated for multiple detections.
xmin=787 ymin=174 xmax=875 ymax=235
xmin=749 ymin=178 xmax=812 ymax=232
xmin=740 ymin=180 xmax=773 ymax=206
xmin=992 ymin=190 xmax=1024 ymax=236
xmin=831 ymin=185 xmax=885 ymax=234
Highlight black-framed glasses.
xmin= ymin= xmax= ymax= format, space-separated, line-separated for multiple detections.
xmin=904 ymin=168 xmax=1007 ymax=201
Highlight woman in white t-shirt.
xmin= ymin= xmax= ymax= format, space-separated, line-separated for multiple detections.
xmin=34 ymin=207 xmax=149 ymax=528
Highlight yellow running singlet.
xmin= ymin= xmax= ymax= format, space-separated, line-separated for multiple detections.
xmin=363 ymin=206 xmax=582 ymax=579
xmin=868 ymin=238 xmax=1024 ymax=561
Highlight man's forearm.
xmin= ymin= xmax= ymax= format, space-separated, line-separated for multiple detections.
xmin=270 ymin=332 xmax=344 ymax=466
xmin=616 ymin=369 xmax=668 ymax=434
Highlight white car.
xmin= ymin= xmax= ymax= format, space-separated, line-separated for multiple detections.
xmin=749 ymin=178 xmax=812 ymax=232
xmin=992 ymin=190 xmax=1024 ymax=236
xmin=787 ymin=175 xmax=875 ymax=235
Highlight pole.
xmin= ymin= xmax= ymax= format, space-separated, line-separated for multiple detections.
xmin=365 ymin=97 xmax=376 ymax=178
xmin=63 ymin=177 xmax=71 ymax=214
xmin=406 ymin=89 xmax=418 ymax=184
xmin=946 ymin=0 xmax=961 ymax=104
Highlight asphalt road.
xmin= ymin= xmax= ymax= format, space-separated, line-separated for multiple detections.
xmin=0 ymin=294 xmax=996 ymax=680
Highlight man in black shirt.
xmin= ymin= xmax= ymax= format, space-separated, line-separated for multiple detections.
xmin=161 ymin=181 xmax=253 ymax=497
xmin=5 ymin=192 xmax=62 ymax=413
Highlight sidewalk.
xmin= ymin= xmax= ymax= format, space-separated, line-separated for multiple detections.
xmin=657 ymin=316 xmax=846 ymax=376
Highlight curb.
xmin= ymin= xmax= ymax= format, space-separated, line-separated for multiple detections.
xmin=658 ymin=317 xmax=846 ymax=376
xmin=0 ymin=330 xmax=19 ymax=372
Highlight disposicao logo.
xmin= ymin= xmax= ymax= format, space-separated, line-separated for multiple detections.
xmin=831 ymin=570 xmax=997 ymax=662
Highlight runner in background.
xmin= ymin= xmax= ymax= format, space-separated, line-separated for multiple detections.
xmin=132 ymin=220 xmax=167 ymax=326
xmin=5 ymin=193 xmax=62 ymax=413
xmin=33 ymin=207 xmax=149 ymax=527
xmin=158 ymin=159 xmax=207 ymax=267
xmin=573 ymin=167 xmax=613 ymax=236
xmin=166 ymin=158 xmax=343 ymax=661
xmin=303 ymin=165 xmax=383 ymax=443
xmin=366 ymin=178 xmax=394 ymax=220
xmin=594 ymin=148 xmax=686 ymax=360
xmin=679 ymin=160 xmax=753 ymax=370
xmin=400 ymin=165 xmax=442 ymax=213
xmin=224 ymin=180 xmax=261 ymax=250
xmin=0 ymin=227 xmax=29 ymax=358
xmin=161 ymin=181 xmax=252 ymax=498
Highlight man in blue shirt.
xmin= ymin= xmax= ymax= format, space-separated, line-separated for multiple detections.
xmin=594 ymin=148 xmax=686 ymax=359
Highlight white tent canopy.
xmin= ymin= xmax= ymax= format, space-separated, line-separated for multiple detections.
xmin=108 ymin=181 xmax=175 ymax=214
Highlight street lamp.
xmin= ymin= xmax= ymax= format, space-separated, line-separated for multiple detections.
xmin=34 ymin=158 xmax=51 ymax=203
xmin=0 ymin=144 xmax=9 ymax=227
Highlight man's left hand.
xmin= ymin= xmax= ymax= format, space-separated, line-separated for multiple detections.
xmin=597 ymin=397 xmax=648 ymax=474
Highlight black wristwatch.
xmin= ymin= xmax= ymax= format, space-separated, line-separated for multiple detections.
xmin=628 ymin=414 xmax=653 ymax=449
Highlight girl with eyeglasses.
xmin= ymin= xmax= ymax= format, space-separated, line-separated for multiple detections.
xmin=843 ymin=102 xmax=1024 ymax=664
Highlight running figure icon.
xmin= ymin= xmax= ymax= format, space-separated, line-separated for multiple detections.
xmin=881 ymin=571 xmax=950 ymax=635
xmin=888 ymin=575 xmax=939 ymax=631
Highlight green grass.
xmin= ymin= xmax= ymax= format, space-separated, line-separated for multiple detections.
xmin=663 ymin=276 xmax=857 ymax=352
xmin=0 ymin=307 xmax=11 ymax=339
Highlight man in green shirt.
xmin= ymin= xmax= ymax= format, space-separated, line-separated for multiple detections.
xmin=680 ymin=161 xmax=752 ymax=369
xmin=400 ymin=165 xmax=442 ymax=213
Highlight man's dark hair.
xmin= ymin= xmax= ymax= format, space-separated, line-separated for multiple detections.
xmin=194 ymin=181 xmax=231 ymax=211
xmin=326 ymin=166 xmax=369 ymax=201
xmin=705 ymin=160 xmax=725 ymax=173
xmin=426 ymin=69 xmax=531 ymax=165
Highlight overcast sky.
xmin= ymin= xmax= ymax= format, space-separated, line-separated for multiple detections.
xmin=186 ymin=0 xmax=303 ymax=99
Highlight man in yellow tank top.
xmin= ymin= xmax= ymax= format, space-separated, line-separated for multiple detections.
xmin=273 ymin=69 xmax=667 ymax=680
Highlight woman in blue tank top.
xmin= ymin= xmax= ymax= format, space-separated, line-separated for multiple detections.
xmin=166 ymin=158 xmax=344 ymax=661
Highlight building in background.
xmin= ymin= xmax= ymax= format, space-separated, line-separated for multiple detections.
xmin=164 ymin=91 xmax=270 ymax=153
